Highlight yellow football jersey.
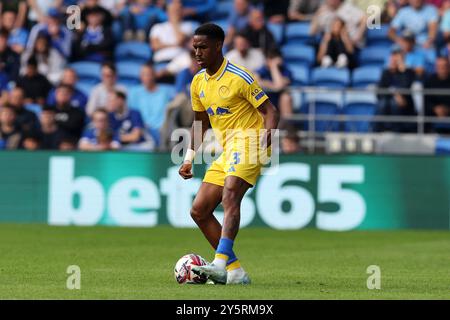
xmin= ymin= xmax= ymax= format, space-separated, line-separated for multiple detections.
xmin=190 ymin=58 xmax=269 ymax=148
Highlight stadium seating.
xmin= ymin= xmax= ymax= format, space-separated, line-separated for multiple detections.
xmin=70 ymin=61 xmax=102 ymax=84
xmin=342 ymin=92 xmax=378 ymax=132
xmin=116 ymin=61 xmax=143 ymax=86
xmin=311 ymin=67 xmax=350 ymax=88
xmin=366 ymin=24 xmax=392 ymax=47
xmin=281 ymin=44 xmax=315 ymax=68
xmin=351 ymin=66 xmax=382 ymax=87
xmin=287 ymin=64 xmax=309 ymax=86
xmin=75 ymin=81 xmax=96 ymax=96
xmin=115 ymin=41 xmax=152 ymax=63
xmin=299 ymin=92 xmax=343 ymax=132
xmin=25 ymin=103 xmax=42 ymax=117
xmin=267 ymin=22 xmax=284 ymax=45
xmin=358 ymin=46 xmax=391 ymax=67
xmin=211 ymin=1 xmax=233 ymax=20
xmin=285 ymin=22 xmax=314 ymax=45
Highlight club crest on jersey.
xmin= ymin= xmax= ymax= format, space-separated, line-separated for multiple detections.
xmin=199 ymin=90 xmax=205 ymax=98
xmin=219 ymin=86 xmax=230 ymax=98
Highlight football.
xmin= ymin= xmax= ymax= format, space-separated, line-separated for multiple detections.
xmin=174 ymin=254 xmax=208 ymax=284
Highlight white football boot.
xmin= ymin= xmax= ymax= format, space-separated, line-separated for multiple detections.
xmin=191 ymin=264 xmax=227 ymax=285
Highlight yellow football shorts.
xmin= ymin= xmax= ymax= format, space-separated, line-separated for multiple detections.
xmin=203 ymin=146 xmax=271 ymax=187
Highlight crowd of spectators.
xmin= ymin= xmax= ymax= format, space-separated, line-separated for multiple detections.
xmin=1 ymin=0 xmax=450 ymax=154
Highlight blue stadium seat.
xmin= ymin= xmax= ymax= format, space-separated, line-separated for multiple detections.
xmin=366 ymin=24 xmax=392 ymax=47
xmin=211 ymin=1 xmax=233 ymax=20
xmin=281 ymin=44 xmax=315 ymax=68
xmin=343 ymin=92 xmax=377 ymax=132
xmin=300 ymin=101 xmax=340 ymax=132
xmin=25 ymin=103 xmax=42 ymax=117
xmin=351 ymin=66 xmax=382 ymax=87
xmin=359 ymin=46 xmax=391 ymax=67
xmin=116 ymin=61 xmax=142 ymax=86
xmin=267 ymin=22 xmax=284 ymax=45
xmin=297 ymin=92 xmax=343 ymax=132
xmin=285 ymin=22 xmax=313 ymax=45
xmin=115 ymin=42 xmax=152 ymax=63
xmin=76 ymin=81 xmax=96 ymax=96
xmin=70 ymin=61 xmax=102 ymax=84
xmin=286 ymin=64 xmax=309 ymax=86
xmin=311 ymin=67 xmax=350 ymax=87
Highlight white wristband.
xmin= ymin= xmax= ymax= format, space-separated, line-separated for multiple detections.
xmin=184 ymin=149 xmax=196 ymax=163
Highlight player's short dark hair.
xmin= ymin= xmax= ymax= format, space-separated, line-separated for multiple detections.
xmin=194 ymin=23 xmax=225 ymax=43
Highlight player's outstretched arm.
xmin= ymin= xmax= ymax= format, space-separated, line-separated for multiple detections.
xmin=179 ymin=111 xmax=210 ymax=180
xmin=257 ymin=100 xmax=280 ymax=149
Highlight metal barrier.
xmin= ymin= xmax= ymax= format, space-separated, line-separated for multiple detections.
xmin=282 ymin=86 xmax=450 ymax=153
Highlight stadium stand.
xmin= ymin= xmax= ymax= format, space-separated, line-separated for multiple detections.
xmin=0 ymin=0 xmax=449 ymax=153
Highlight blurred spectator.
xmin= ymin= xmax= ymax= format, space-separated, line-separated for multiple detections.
xmin=0 ymin=104 xmax=22 ymax=149
xmin=155 ymin=40 xmax=194 ymax=81
xmin=39 ymin=106 xmax=63 ymax=149
xmin=22 ymin=130 xmax=41 ymax=150
xmin=1 ymin=9 xmax=29 ymax=54
xmin=86 ymin=62 xmax=126 ymax=117
xmin=0 ymin=0 xmax=28 ymax=28
xmin=74 ymin=6 xmax=114 ymax=62
xmin=280 ymin=125 xmax=301 ymax=154
xmin=376 ymin=51 xmax=417 ymax=132
xmin=79 ymin=108 xmax=120 ymax=151
xmin=381 ymin=0 xmax=402 ymax=24
xmin=27 ymin=8 xmax=72 ymax=59
xmin=440 ymin=5 xmax=450 ymax=41
xmin=389 ymin=0 xmax=438 ymax=49
xmin=52 ymin=84 xmax=86 ymax=140
xmin=255 ymin=49 xmax=293 ymax=117
xmin=225 ymin=32 xmax=265 ymax=72
xmin=317 ymin=18 xmax=354 ymax=68
xmin=16 ymin=56 xmax=53 ymax=105
xmin=424 ymin=57 xmax=450 ymax=133
xmin=107 ymin=90 xmax=154 ymax=151
xmin=21 ymin=33 xmax=66 ymax=85
xmin=224 ymin=0 xmax=253 ymax=48
xmin=0 ymin=30 xmax=20 ymax=84
xmin=393 ymin=30 xmax=426 ymax=78
xmin=427 ymin=0 xmax=450 ymax=15
xmin=121 ymin=0 xmax=167 ymax=42
xmin=96 ymin=0 xmax=127 ymax=17
xmin=160 ymin=51 xmax=199 ymax=150
xmin=288 ymin=0 xmax=323 ymax=21
xmin=150 ymin=1 xmax=194 ymax=64
xmin=241 ymin=8 xmax=278 ymax=53
xmin=80 ymin=0 xmax=114 ymax=28
xmin=27 ymin=0 xmax=60 ymax=26
xmin=173 ymin=0 xmax=217 ymax=22
xmin=58 ymin=135 xmax=78 ymax=150
xmin=352 ymin=0 xmax=387 ymax=11
xmin=47 ymin=68 xmax=88 ymax=110
xmin=256 ymin=0 xmax=290 ymax=24
xmin=310 ymin=0 xmax=366 ymax=48
xmin=8 ymin=86 xmax=39 ymax=132
xmin=128 ymin=63 xmax=172 ymax=143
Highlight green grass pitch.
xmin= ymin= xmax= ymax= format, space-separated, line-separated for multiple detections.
xmin=0 ymin=224 xmax=449 ymax=299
